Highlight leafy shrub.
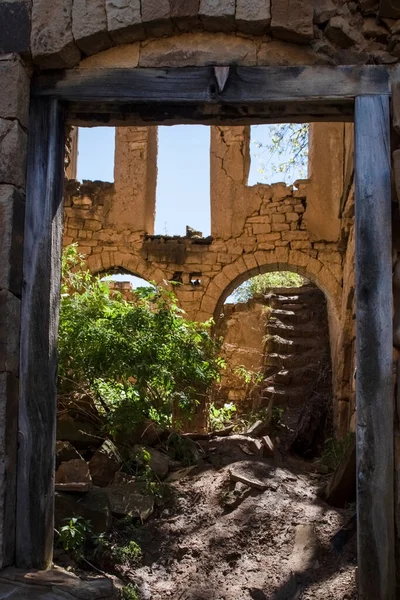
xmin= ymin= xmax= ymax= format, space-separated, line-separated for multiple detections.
xmin=58 ymin=245 xmax=224 ymax=437
xmin=121 ymin=584 xmax=140 ymax=600
xmin=232 ymin=271 xmax=304 ymax=302
xmin=57 ymin=517 xmax=93 ymax=560
xmin=209 ymin=402 xmax=237 ymax=431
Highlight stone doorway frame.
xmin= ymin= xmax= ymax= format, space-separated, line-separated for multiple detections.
xmin=18 ymin=65 xmax=394 ymax=599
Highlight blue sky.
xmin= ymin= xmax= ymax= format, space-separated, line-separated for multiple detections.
xmin=77 ymin=124 xmax=306 ymax=290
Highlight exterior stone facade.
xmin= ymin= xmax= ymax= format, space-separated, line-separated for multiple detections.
xmin=0 ymin=0 xmax=399 ymax=580
xmin=64 ymin=121 xmax=355 ymax=435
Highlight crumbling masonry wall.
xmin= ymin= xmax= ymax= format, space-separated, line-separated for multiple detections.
xmin=64 ymin=121 xmax=355 ymax=435
xmin=1 ymin=0 xmax=400 ymax=573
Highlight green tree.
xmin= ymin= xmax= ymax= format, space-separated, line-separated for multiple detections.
xmin=231 ymin=271 xmax=304 ymax=303
xmin=58 ymin=245 xmax=224 ymax=436
xmin=252 ymin=123 xmax=309 ymax=183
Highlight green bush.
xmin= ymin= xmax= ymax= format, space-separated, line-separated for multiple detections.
xmin=232 ymin=271 xmax=304 ymax=302
xmin=58 ymin=245 xmax=224 ymax=437
xmin=57 ymin=517 xmax=93 ymax=560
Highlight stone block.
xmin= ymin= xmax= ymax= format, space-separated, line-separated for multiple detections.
xmin=235 ymin=0 xmax=271 ymax=34
xmin=199 ymin=0 xmax=235 ymax=32
xmin=141 ymin=0 xmax=173 ymax=36
xmin=139 ymin=32 xmax=258 ymax=67
xmin=0 ymin=186 xmax=24 ymax=295
xmin=325 ymin=16 xmax=362 ymax=48
xmin=313 ymin=0 xmax=336 ymax=24
xmin=0 ymin=119 xmax=27 ymax=189
xmin=0 ymin=57 xmax=29 ymax=128
xmin=89 ymin=439 xmax=123 ymax=487
xmin=170 ymin=0 xmax=200 ymax=31
xmin=0 ymin=372 xmax=18 ymax=567
xmin=72 ymin=0 xmax=112 ymax=55
xmin=105 ymin=0 xmax=145 ymax=44
xmin=271 ymin=0 xmax=313 ymax=44
xmin=0 ymin=2 xmax=30 ymax=55
xmin=0 ymin=290 xmax=20 ymax=376
xmin=31 ymin=0 xmax=81 ymax=68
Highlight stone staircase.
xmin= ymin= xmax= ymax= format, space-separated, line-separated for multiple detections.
xmin=260 ymin=284 xmax=331 ymax=430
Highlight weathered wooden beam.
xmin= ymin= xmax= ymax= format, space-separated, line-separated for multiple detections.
xmin=16 ymin=98 xmax=64 ymax=569
xmin=33 ymin=65 xmax=390 ymax=105
xmin=67 ymin=100 xmax=354 ymax=126
xmin=391 ymin=65 xmax=400 ymax=135
xmin=354 ymin=94 xmax=395 ymax=600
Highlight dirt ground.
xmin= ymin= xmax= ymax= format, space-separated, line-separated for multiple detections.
xmin=127 ymin=441 xmax=357 ymax=600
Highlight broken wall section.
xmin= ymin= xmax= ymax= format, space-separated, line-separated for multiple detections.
xmin=64 ymin=122 xmax=355 ymax=435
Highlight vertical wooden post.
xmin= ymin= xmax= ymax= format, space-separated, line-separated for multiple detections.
xmin=16 ymin=98 xmax=64 ymax=569
xmin=354 ymin=95 xmax=396 ymax=599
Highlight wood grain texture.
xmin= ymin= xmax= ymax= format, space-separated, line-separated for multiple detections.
xmin=392 ymin=65 xmax=400 ymax=135
xmin=354 ymin=94 xmax=395 ymax=600
xmin=33 ymin=66 xmax=390 ymax=103
xmin=16 ymin=98 xmax=64 ymax=569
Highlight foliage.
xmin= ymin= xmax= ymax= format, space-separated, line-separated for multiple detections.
xmin=209 ymin=402 xmax=237 ymax=431
xmin=58 ymin=245 xmax=224 ymax=436
xmin=96 ymin=534 xmax=142 ymax=566
xmin=132 ymin=446 xmax=166 ymax=500
xmin=321 ymin=432 xmax=355 ymax=470
xmin=231 ymin=271 xmax=304 ymax=303
xmin=121 ymin=584 xmax=140 ymax=600
xmin=234 ymin=365 xmax=263 ymax=386
xmin=57 ymin=517 xmax=93 ymax=560
xmin=252 ymin=123 xmax=309 ymax=184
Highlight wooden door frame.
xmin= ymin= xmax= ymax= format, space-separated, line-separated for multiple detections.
xmin=20 ymin=65 xmax=395 ymax=599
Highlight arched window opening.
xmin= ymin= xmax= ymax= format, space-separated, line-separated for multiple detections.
xmin=100 ymin=270 xmax=154 ymax=301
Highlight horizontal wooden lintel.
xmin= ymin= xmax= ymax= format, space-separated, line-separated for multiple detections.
xmin=33 ymin=65 xmax=391 ymax=108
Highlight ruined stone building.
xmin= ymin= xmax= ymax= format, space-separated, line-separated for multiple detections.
xmin=1 ymin=0 xmax=400 ymax=597
xmin=64 ymin=122 xmax=356 ymax=435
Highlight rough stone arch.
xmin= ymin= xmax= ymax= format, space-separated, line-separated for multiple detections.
xmin=200 ymin=251 xmax=341 ymax=323
xmin=86 ymin=251 xmax=167 ymax=286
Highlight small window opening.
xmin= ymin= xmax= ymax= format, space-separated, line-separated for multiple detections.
xmin=190 ymin=272 xmax=202 ymax=287
xmin=155 ymin=125 xmax=210 ymax=237
xmin=77 ymin=127 xmax=116 ymax=183
xmin=248 ymin=124 xmax=309 ymax=186
xmin=172 ymin=271 xmax=184 ymax=284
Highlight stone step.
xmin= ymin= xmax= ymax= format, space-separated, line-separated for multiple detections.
xmin=267 ymin=334 xmax=322 ymax=354
xmin=270 ymin=299 xmax=306 ymax=311
xmin=270 ymin=308 xmax=314 ymax=324
xmin=267 ymin=320 xmax=322 ymax=339
xmin=266 ymin=351 xmax=321 ymax=369
xmin=261 ymin=385 xmax=308 ymax=405
xmin=265 ymin=365 xmax=320 ymax=387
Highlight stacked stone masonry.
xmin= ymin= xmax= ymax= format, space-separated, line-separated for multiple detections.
xmin=0 ymin=54 xmax=29 ymax=568
xmin=0 ymin=0 xmax=399 ymax=578
xmin=64 ymin=122 xmax=356 ymax=437
xmin=1 ymin=0 xmax=392 ymax=68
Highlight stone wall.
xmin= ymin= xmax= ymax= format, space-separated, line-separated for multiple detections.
xmin=216 ymin=298 xmax=267 ymax=406
xmin=64 ymin=121 xmax=355 ymax=434
xmin=0 ymin=53 xmax=30 ymax=568
xmin=0 ymin=0 xmax=395 ymax=69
